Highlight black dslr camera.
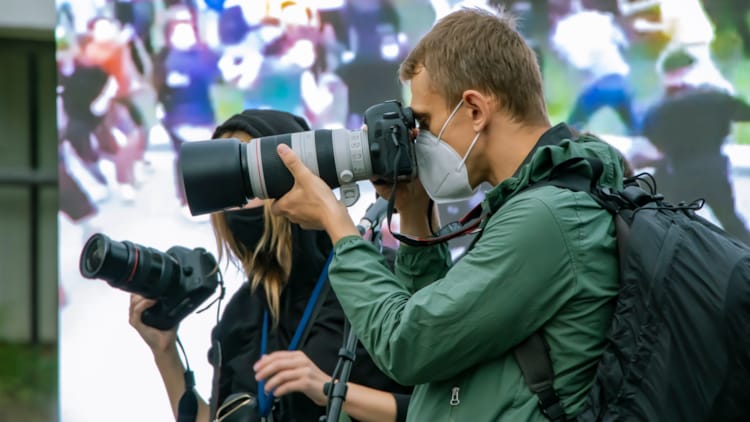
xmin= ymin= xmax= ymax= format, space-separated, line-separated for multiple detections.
xmin=79 ymin=233 xmax=220 ymax=330
xmin=179 ymin=100 xmax=416 ymax=215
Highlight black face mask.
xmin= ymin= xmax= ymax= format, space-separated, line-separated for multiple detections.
xmin=223 ymin=206 xmax=266 ymax=251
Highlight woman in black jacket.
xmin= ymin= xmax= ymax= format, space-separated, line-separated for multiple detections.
xmin=129 ymin=109 xmax=411 ymax=421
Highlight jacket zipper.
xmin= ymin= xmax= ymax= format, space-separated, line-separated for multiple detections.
xmin=450 ymin=386 xmax=461 ymax=406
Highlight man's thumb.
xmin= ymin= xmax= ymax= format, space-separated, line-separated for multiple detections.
xmin=277 ymin=144 xmax=306 ymax=178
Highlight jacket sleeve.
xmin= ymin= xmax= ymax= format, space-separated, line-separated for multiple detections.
xmin=328 ymin=195 xmax=578 ymax=385
xmin=394 ymin=241 xmax=452 ymax=293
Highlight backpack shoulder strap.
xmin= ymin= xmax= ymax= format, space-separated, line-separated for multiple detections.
xmin=514 ymin=332 xmax=568 ymax=422
xmin=512 ymin=156 xmax=607 ymax=422
xmin=515 ymin=155 xmax=660 ymax=421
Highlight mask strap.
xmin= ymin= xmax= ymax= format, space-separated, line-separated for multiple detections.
xmin=437 ymin=99 xmax=465 ymax=140
xmin=457 ymin=131 xmax=481 ymax=171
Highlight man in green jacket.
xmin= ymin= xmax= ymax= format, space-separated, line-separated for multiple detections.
xmin=270 ymin=8 xmax=624 ymax=421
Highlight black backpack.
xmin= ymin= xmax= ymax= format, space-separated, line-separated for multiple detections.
xmin=513 ymin=157 xmax=750 ymax=422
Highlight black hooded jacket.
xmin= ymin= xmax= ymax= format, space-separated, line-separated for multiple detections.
xmin=206 ymin=109 xmax=411 ymax=421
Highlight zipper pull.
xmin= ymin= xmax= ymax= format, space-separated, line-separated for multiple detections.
xmin=450 ymin=386 xmax=460 ymax=406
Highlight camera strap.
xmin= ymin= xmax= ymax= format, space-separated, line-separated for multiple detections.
xmin=257 ymin=250 xmax=335 ymax=418
xmin=176 ymin=335 xmax=199 ymax=422
xmin=387 ymin=198 xmax=486 ymax=247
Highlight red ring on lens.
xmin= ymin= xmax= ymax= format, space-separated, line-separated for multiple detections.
xmin=126 ymin=247 xmax=140 ymax=283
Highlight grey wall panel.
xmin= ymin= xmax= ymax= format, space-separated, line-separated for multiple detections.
xmin=0 ymin=36 xmax=58 ymax=344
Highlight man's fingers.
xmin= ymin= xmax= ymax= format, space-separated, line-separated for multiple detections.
xmin=277 ymin=144 xmax=309 ymax=179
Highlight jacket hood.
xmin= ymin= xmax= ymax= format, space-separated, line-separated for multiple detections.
xmin=484 ymin=123 xmax=626 ymax=212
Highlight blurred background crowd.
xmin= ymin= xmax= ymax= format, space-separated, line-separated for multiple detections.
xmin=55 ymin=0 xmax=750 ymax=245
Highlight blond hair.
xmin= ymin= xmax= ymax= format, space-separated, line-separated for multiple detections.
xmin=210 ymin=131 xmax=293 ymax=324
xmin=399 ymin=7 xmax=547 ymax=124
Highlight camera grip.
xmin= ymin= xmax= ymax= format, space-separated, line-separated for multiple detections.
xmin=141 ymin=302 xmax=178 ymax=331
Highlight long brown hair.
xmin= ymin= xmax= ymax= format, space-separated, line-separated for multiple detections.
xmin=209 ymin=131 xmax=293 ymax=324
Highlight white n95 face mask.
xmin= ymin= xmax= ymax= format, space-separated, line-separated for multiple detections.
xmin=414 ymin=100 xmax=480 ymax=204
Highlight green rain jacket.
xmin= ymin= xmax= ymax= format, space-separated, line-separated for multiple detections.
xmin=329 ymin=124 xmax=624 ymax=421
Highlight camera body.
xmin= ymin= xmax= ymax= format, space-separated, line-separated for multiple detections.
xmin=180 ymin=100 xmax=416 ymax=215
xmin=362 ymin=100 xmax=417 ymax=183
xmin=79 ymin=233 xmax=220 ymax=330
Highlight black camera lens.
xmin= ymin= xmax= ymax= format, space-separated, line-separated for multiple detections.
xmin=179 ymin=138 xmax=252 ymax=216
xmin=79 ymin=233 xmax=179 ymax=299
xmin=83 ymin=235 xmax=106 ymax=275
xmin=80 ymin=233 xmax=133 ymax=281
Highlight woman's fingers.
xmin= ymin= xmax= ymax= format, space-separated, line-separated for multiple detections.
xmin=263 ymin=367 xmax=308 ymax=394
xmin=254 ymin=351 xmax=305 ymax=381
xmin=254 ymin=350 xmax=329 ymax=405
xmin=129 ymin=294 xmax=156 ymax=326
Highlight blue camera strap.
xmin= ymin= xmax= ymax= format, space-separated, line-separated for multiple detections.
xmin=257 ymin=250 xmax=334 ymax=417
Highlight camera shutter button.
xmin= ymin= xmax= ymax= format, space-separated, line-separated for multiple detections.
xmin=183 ymin=266 xmax=194 ymax=276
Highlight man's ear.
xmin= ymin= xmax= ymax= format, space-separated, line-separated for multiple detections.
xmin=462 ymin=90 xmax=493 ymax=132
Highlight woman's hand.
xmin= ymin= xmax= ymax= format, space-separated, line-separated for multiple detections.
xmin=253 ymin=350 xmax=330 ymax=406
xmin=256 ymin=351 xmax=402 ymax=422
xmin=129 ymin=294 xmax=177 ymax=355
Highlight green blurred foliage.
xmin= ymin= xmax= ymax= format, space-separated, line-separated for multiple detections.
xmin=0 ymin=342 xmax=58 ymax=422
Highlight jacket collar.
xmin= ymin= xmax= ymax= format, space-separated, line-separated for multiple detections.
xmin=482 ymin=123 xmax=620 ymax=214
xmin=512 ymin=123 xmax=576 ymax=178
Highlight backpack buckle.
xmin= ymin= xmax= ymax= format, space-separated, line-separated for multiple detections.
xmin=536 ymin=387 xmax=567 ymax=422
